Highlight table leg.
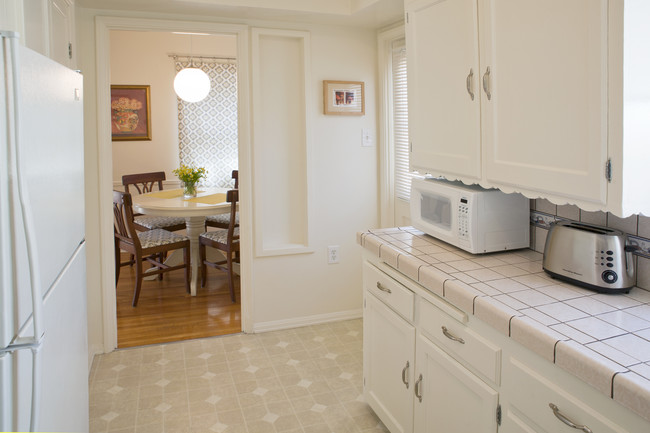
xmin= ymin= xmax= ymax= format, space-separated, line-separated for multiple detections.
xmin=185 ymin=216 xmax=205 ymax=296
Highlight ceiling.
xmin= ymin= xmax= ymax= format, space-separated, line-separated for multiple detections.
xmin=76 ymin=0 xmax=405 ymax=29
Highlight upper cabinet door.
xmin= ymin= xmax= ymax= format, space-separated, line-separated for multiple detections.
xmin=406 ymin=0 xmax=482 ymax=181
xmin=48 ymin=0 xmax=75 ymax=68
xmin=480 ymin=0 xmax=608 ymax=204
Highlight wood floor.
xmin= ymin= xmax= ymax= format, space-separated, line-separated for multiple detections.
xmin=115 ymin=255 xmax=241 ymax=348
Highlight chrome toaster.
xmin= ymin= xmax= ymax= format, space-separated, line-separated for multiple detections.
xmin=542 ymin=221 xmax=635 ymax=294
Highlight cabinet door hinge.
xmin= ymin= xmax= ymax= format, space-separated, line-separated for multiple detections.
xmin=406 ymin=12 xmax=409 ymax=24
xmin=68 ymin=43 xmax=73 ymax=60
xmin=605 ymin=158 xmax=612 ymax=183
xmin=496 ymin=404 xmax=502 ymax=426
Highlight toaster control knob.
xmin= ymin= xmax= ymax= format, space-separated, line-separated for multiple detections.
xmin=602 ymin=270 xmax=618 ymax=284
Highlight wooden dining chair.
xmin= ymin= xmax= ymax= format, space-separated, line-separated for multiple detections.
xmin=199 ymin=189 xmax=240 ymax=303
xmin=205 ymin=170 xmax=239 ymax=230
xmin=113 ymin=190 xmax=191 ymax=306
xmin=122 ymin=171 xmax=186 ymax=232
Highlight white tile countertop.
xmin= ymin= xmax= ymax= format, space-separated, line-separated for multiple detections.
xmin=358 ymin=226 xmax=650 ymax=423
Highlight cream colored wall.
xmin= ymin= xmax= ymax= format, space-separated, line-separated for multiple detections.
xmin=251 ymin=25 xmax=379 ymax=329
xmin=110 ymin=31 xmax=236 ymax=186
xmin=77 ymin=8 xmax=380 ymax=355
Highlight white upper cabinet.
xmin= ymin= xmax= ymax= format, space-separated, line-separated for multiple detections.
xmin=2 ymin=0 xmax=76 ymax=69
xmin=406 ymin=0 xmax=481 ymax=181
xmin=48 ymin=0 xmax=75 ymax=68
xmin=405 ymin=0 xmax=650 ymax=217
xmin=480 ymin=0 xmax=608 ymax=205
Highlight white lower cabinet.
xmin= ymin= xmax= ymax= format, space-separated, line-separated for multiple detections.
xmin=364 ymin=292 xmax=415 ymax=433
xmin=414 ymin=333 xmax=499 ymax=433
xmin=363 ymin=254 xmax=650 ymax=433
xmin=363 ymin=260 xmax=499 ymax=433
xmin=500 ymin=357 xmax=630 ymax=433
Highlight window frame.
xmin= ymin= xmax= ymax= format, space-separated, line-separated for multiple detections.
xmin=378 ymin=25 xmax=409 ymax=228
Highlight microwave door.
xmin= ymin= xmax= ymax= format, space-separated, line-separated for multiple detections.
xmin=420 ymin=192 xmax=454 ymax=236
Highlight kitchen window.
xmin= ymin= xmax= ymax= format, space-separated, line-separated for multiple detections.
xmin=379 ymin=28 xmax=412 ymax=227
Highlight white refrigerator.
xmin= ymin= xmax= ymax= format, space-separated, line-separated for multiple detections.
xmin=0 ymin=32 xmax=89 ymax=431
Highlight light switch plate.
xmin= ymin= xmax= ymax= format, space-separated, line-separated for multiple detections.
xmin=362 ymin=128 xmax=373 ymax=147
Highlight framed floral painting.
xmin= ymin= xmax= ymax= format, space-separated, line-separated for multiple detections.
xmin=111 ymin=85 xmax=152 ymax=141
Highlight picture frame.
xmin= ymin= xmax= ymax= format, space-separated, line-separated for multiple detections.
xmin=323 ymin=80 xmax=365 ymax=116
xmin=111 ymin=85 xmax=152 ymax=141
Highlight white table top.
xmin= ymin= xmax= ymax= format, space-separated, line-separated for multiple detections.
xmin=132 ymin=187 xmax=231 ymax=217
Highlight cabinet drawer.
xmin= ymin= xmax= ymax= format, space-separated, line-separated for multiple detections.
xmin=419 ymin=298 xmax=501 ymax=385
xmin=364 ymin=261 xmax=414 ymax=322
xmin=506 ymin=357 xmax=630 ymax=433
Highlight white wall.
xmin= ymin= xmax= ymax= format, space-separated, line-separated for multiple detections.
xmin=110 ymin=31 xmax=236 ymax=185
xmin=77 ymin=8 xmax=380 ymax=355
xmin=251 ymin=25 xmax=379 ymax=328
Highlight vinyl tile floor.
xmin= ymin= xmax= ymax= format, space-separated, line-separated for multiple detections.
xmin=88 ymin=319 xmax=389 ymax=433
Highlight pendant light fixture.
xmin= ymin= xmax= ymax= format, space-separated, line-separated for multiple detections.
xmin=172 ymin=34 xmax=211 ymax=103
xmin=174 ymin=67 xmax=210 ymax=102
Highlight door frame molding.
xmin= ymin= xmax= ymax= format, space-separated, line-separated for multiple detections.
xmin=94 ymin=16 xmax=252 ymax=352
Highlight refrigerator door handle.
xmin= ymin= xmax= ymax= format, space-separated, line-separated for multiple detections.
xmin=0 ymin=336 xmax=43 ymax=356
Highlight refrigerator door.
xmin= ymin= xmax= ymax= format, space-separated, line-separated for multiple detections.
xmin=1 ymin=37 xmax=85 ymax=339
xmin=17 ymin=42 xmax=85 ymax=301
xmin=8 ymin=245 xmax=88 ymax=432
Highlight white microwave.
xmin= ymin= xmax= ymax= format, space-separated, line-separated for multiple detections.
xmin=410 ymin=177 xmax=530 ymax=254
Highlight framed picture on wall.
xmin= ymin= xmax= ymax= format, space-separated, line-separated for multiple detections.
xmin=323 ymin=80 xmax=365 ymax=116
xmin=111 ymin=85 xmax=152 ymax=141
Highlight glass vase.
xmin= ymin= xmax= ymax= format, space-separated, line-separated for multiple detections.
xmin=183 ymin=182 xmax=197 ymax=198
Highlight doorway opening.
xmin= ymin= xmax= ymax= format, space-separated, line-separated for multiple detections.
xmin=110 ymin=29 xmax=241 ymax=348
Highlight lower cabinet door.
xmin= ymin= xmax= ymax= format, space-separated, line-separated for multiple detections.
xmin=414 ymin=334 xmax=499 ymax=433
xmin=364 ymin=291 xmax=416 ymax=433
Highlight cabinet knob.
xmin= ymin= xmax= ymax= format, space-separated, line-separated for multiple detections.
xmin=549 ymin=403 xmax=593 ymax=433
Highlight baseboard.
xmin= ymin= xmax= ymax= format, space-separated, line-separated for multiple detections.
xmin=252 ymin=309 xmax=362 ymax=333
xmin=88 ymin=343 xmax=104 ymax=373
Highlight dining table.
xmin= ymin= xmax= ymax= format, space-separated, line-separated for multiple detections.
xmin=132 ymin=186 xmax=231 ymax=296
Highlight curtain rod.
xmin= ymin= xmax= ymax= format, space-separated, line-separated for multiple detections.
xmin=169 ymin=54 xmax=236 ymax=61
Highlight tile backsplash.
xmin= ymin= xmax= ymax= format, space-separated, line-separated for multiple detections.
xmin=530 ymin=199 xmax=650 ymax=291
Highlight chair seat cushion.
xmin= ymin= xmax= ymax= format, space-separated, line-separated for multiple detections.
xmin=200 ymin=227 xmax=240 ymax=244
xmin=138 ymin=229 xmax=189 ymax=249
xmin=135 ymin=215 xmax=186 ymax=230
xmin=205 ymin=212 xmax=239 ymax=225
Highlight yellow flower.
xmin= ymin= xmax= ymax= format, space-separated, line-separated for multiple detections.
xmin=173 ymin=164 xmax=207 ymax=184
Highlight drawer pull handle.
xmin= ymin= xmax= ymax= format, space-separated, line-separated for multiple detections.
xmin=376 ymin=282 xmax=392 ymax=294
xmin=549 ymin=403 xmax=593 ymax=433
xmin=441 ymin=326 xmax=465 ymax=344
xmin=401 ymin=361 xmax=410 ymax=389
xmin=482 ymin=66 xmax=492 ymax=100
xmin=466 ymin=68 xmax=475 ymax=101
xmin=414 ymin=374 xmax=423 ymax=402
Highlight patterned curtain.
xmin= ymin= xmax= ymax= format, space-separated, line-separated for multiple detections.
xmin=175 ymin=59 xmax=238 ymax=188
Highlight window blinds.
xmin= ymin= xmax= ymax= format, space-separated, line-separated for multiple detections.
xmin=391 ymin=38 xmax=411 ymax=201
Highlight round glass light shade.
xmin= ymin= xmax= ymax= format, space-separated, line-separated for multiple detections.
xmin=173 ymin=68 xmax=211 ymax=102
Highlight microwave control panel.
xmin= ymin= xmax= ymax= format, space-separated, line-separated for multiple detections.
xmin=458 ymin=197 xmax=469 ymax=240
